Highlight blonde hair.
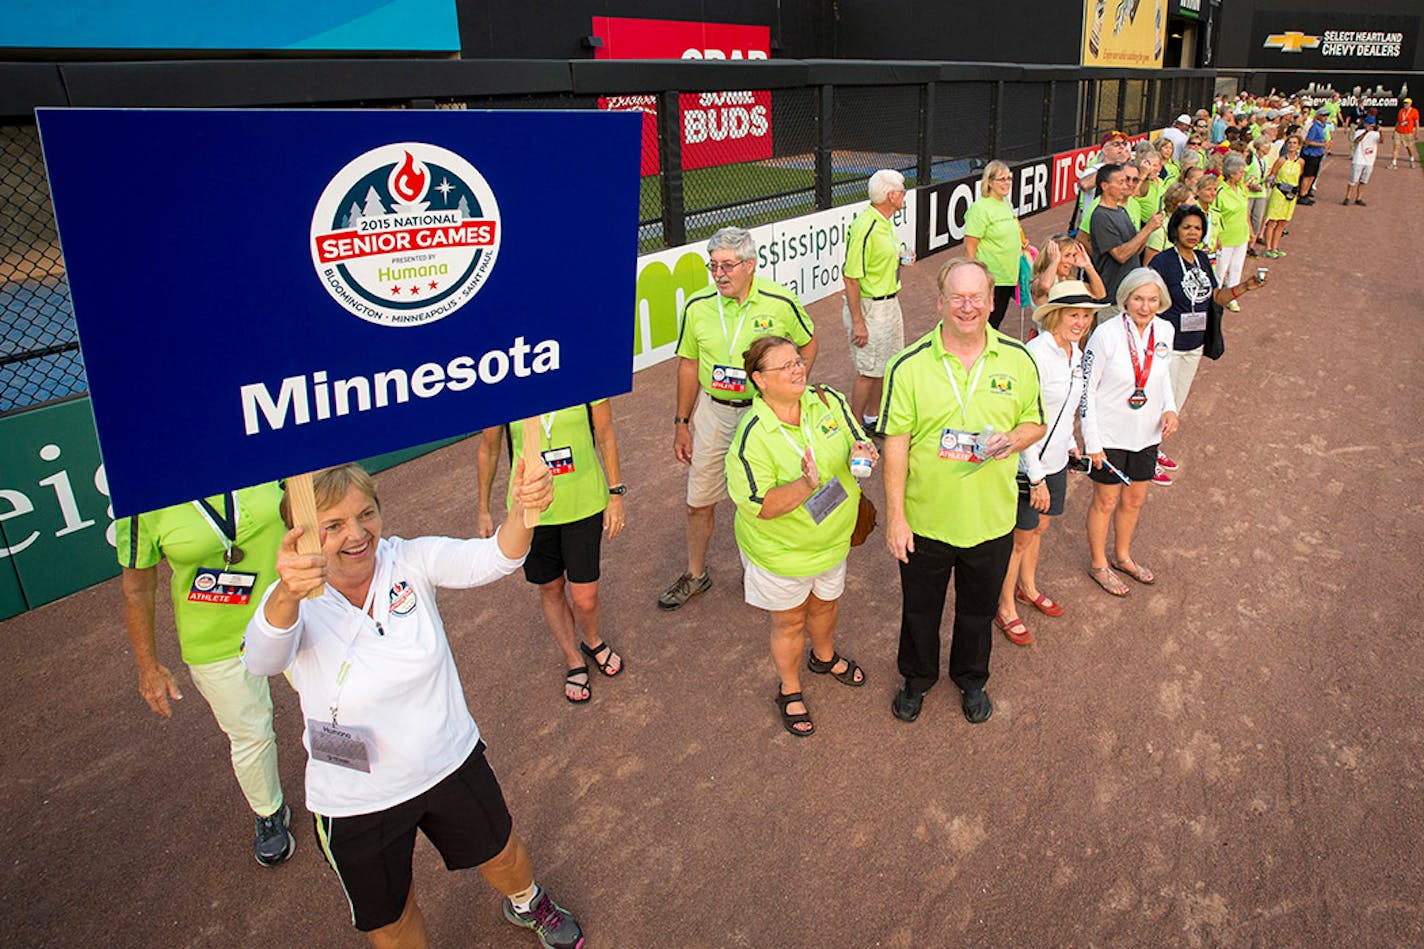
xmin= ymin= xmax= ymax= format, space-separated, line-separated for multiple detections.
xmin=1161 ymin=182 xmax=1195 ymax=218
xmin=1031 ymin=234 xmax=1077 ymax=283
xmin=279 ymin=463 xmax=378 ymax=528
xmin=979 ymin=160 xmax=1011 ymax=197
xmin=936 ymin=257 xmax=994 ymax=296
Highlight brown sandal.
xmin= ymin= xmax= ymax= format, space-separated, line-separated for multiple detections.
xmin=1088 ymin=566 xmax=1130 ymax=597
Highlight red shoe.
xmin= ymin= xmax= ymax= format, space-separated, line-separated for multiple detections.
xmin=1156 ymin=452 xmax=1178 ymax=471
xmin=1015 ymin=586 xmax=1065 ymax=617
xmin=994 ymin=613 xmax=1034 ymax=645
xmin=1150 ymin=465 xmax=1173 ymax=486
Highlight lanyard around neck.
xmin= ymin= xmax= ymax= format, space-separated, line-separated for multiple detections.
xmin=940 ymin=352 xmax=987 ymax=429
xmin=716 ymin=293 xmax=750 ymax=358
xmin=1121 ymin=314 xmax=1155 ymax=390
xmin=192 ymin=494 xmax=239 ymax=557
xmin=775 ymin=412 xmax=817 ymax=470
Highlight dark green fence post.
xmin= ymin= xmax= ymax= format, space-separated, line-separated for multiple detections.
xmin=815 ymin=84 xmax=833 ymax=210
xmin=918 ymin=82 xmax=934 ymax=186
xmin=658 ymin=90 xmax=685 ymax=248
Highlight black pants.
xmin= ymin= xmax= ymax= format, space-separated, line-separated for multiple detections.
xmin=989 ymin=284 xmax=1015 ymax=329
xmin=897 ymin=531 xmax=1014 ymax=695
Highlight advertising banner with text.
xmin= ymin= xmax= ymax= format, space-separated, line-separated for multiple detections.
xmin=1082 ymin=0 xmax=1167 ymax=69
xmin=1248 ymin=13 xmax=1418 ymax=71
xmin=37 ymin=108 xmax=642 ymax=517
xmin=592 ymin=16 xmax=772 ymax=176
xmin=916 ymin=159 xmax=1058 ymax=260
xmin=1049 ymin=132 xmax=1153 ymax=209
xmin=632 ymin=197 xmax=916 ymax=372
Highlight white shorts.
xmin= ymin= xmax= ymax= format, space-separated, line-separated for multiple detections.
xmin=687 ymin=391 xmax=748 ymax=508
xmin=1349 ymin=162 xmax=1375 ymax=184
xmin=739 ymin=551 xmax=847 ymax=612
xmin=842 ymin=296 xmax=905 ymax=378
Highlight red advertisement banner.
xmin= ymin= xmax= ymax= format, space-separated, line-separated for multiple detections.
xmin=1049 ymin=133 xmax=1152 ymax=208
xmin=592 ymin=16 xmax=772 ymax=176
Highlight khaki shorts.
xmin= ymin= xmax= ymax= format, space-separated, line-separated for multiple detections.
xmin=1394 ymin=129 xmax=1417 ymax=145
xmin=842 ymin=296 xmax=905 ymax=378
xmin=739 ymin=551 xmax=848 ymax=611
xmin=688 ymin=391 xmax=748 ymax=507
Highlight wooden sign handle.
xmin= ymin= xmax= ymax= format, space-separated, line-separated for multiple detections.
xmin=521 ymin=417 xmax=542 ymax=528
xmin=285 ymin=471 xmax=326 ymax=599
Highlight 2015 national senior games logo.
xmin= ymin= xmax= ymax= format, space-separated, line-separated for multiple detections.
xmin=311 ymin=142 xmax=501 ymax=327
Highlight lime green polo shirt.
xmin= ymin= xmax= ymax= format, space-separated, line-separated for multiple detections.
xmin=879 ymin=325 xmax=1044 ymax=548
xmin=115 ymin=482 xmax=285 ymax=665
xmin=1213 ymin=181 xmax=1250 ymax=246
xmin=1078 ymin=195 xmax=1101 ymax=237
xmin=725 ymin=385 xmax=866 ymax=576
xmin=962 ymin=195 xmax=1020 ymax=286
xmin=675 ymin=276 xmax=814 ymax=396
xmin=843 ymin=204 xmax=901 ymax=298
xmin=1132 ymin=178 xmax=1167 ymax=251
xmin=506 ymin=401 xmax=609 ymax=526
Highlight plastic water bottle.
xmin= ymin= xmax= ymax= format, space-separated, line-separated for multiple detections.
xmin=849 ymin=441 xmax=874 ymax=479
xmin=974 ymin=425 xmax=996 ymax=461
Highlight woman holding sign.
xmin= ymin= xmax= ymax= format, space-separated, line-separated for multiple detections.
xmin=725 ymin=336 xmax=875 ymax=737
xmin=1079 ymin=269 xmax=1178 ymax=597
xmin=477 ymin=401 xmax=627 ymax=704
xmin=243 ymin=463 xmax=586 ymax=949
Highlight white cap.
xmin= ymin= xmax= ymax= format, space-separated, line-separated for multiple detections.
xmin=1176 ymin=114 xmax=1191 ymax=124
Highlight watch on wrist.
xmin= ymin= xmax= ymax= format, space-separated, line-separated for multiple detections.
xmin=608 ymin=484 xmax=628 ymax=496
xmin=674 ymin=416 xmax=690 ymax=425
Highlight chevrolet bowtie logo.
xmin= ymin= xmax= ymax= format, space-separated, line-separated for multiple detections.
xmin=1264 ymin=31 xmax=1321 ymax=53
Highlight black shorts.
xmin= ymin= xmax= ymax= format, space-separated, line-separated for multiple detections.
xmin=523 ymin=509 xmax=604 ymax=585
xmin=313 ymin=743 xmax=513 ymax=932
xmin=1302 ymin=153 xmax=1323 ymax=177
xmin=1015 ymin=466 xmax=1069 ymax=529
xmin=1088 ymin=445 xmax=1159 ymax=485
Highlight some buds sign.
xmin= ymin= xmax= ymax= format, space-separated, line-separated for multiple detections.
xmin=592 ymin=16 xmax=772 ymax=176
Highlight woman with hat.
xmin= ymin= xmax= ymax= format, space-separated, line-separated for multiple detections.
xmin=1080 ymin=268 xmax=1178 ymax=596
xmin=994 ymin=281 xmax=1111 ymax=643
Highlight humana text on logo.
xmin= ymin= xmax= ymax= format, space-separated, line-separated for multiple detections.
xmin=310 ymin=142 xmax=501 ymax=327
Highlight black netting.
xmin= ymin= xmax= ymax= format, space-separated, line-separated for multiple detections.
xmin=1001 ymin=82 xmax=1048 ymax=161
xmin=828 ymin=84 xmax=919 ymax=207
xmin=1122 ymin=78 xmax=1148 ymax=132
xmin=930 ymin=80 xmax=993 ymax=182
xmin=1049 ymin=81 xmax=1084 ymax=153
xmin=1093 ymin=79 xmax=1123 ymax=140
xmin=1 ymin=125 xmax=86 ymax=415
xmin=675 ymin=86 xmax=819 ymax=244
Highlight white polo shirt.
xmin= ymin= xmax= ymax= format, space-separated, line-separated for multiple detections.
xmin=243 ymin=535 xmax=523 ymax=817
xmin=1024 ymin=332 xmax=1085 ymax=481
xmin=1080 ymin=314 xmax=1178 ymax=454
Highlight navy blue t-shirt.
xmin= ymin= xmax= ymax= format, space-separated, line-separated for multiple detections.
xmin=1149 ymin=247 xmax=1217 ymax=352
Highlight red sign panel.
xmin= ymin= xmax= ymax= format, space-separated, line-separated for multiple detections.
xmin=592 ymin=16 xmax=772 ymax=176
xmin=1049 ymin=133 xmax=1152 ymax=208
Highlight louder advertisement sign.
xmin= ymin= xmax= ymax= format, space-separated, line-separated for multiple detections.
xmin=917 ymin=159 xmax=1055 ymax=258
xmin=592 ymin=16 xmax=772 ymax=176
xmin=37 ymin=108 xmax=641 ymax=517
xmin=1082 ymin=0 xmax=1167 ymax=69
xmin=1249 ymin=13 xmax=1418 ymax=70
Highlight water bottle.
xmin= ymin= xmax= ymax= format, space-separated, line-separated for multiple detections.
xmin=849 ymin=441 xmax=874 ymax=479
xmin=974 ymin=425 xmax=996 ymax=461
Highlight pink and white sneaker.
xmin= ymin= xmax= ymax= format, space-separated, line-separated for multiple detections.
xmin=1150 ymin=465 xmax=1174 ymax=487
xmin=1156 ymin=452 xmax=1178 ymax=471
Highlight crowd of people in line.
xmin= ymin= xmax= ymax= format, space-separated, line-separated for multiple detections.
xmin=110 ymin=88 xmax=1412 ymax=949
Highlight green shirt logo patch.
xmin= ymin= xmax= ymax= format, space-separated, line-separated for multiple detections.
xmin=989 ymin=374 xmax=1015 ymax=395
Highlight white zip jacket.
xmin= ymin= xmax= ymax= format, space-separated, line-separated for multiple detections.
xmin=1080 ymin=313 xmax=1178 ymax=454
xmin=243 ymin=535 xmax=523 ymax=817
xmin=1024 ymin=332 xmax=1085 ymax=482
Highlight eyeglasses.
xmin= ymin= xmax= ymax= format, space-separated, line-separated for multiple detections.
xmin=944 ymin=294 xmax=988 ymax=307
xmin=706 ymin=259 xmax=749 ymax=274
xmin=991 ymin=175 xmax=1012 ymax=182
xmin=758 ymin=357 xmax=806 ymax=373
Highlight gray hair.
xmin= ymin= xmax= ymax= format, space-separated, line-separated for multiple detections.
xmin=1179 ymin=148 xmax=1202 ymax=170
xmin=868 ymin=169 xmax=906 ymax=204
xmin=1222 ymin=153 xmax=1247 ymax=178
xmin=1251 ymin=134 xmax=1272 ymax=152
xmin=1115 ymin=267 xmax=1172 ymax=314
xmin=979 ymin=160 xmax=1011 ymax=197
xmin=1133 ymin=139 xmax=1158 ymax=161
xmin=706 ymin=226 xmax=757 ymax=262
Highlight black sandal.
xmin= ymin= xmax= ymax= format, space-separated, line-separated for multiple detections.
xmin=564 ymin=666 xmax=591 ymax=704
xmin=807 ymin=651 xmax=865 ymax=687
xmin=579 ymin=640 xmax=623 ymax=677
xmin=775 ymin=690 xmax=814 ymax=737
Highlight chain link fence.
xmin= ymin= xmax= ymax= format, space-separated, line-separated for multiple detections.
xmin=1 ymin=125 xmax=84 ymax=416
xmin=1 ymin=69 xmax=1218 ymax=414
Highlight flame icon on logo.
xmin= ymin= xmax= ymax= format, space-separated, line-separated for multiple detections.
xmin=389 ymin=151 xmax=430 ymax=205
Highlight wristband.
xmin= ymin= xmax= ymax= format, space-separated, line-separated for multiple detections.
xmin=608 ymin=484 xmax=627 ymax=496
xmin=674 ymin=416 xmax=690 ymax=425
